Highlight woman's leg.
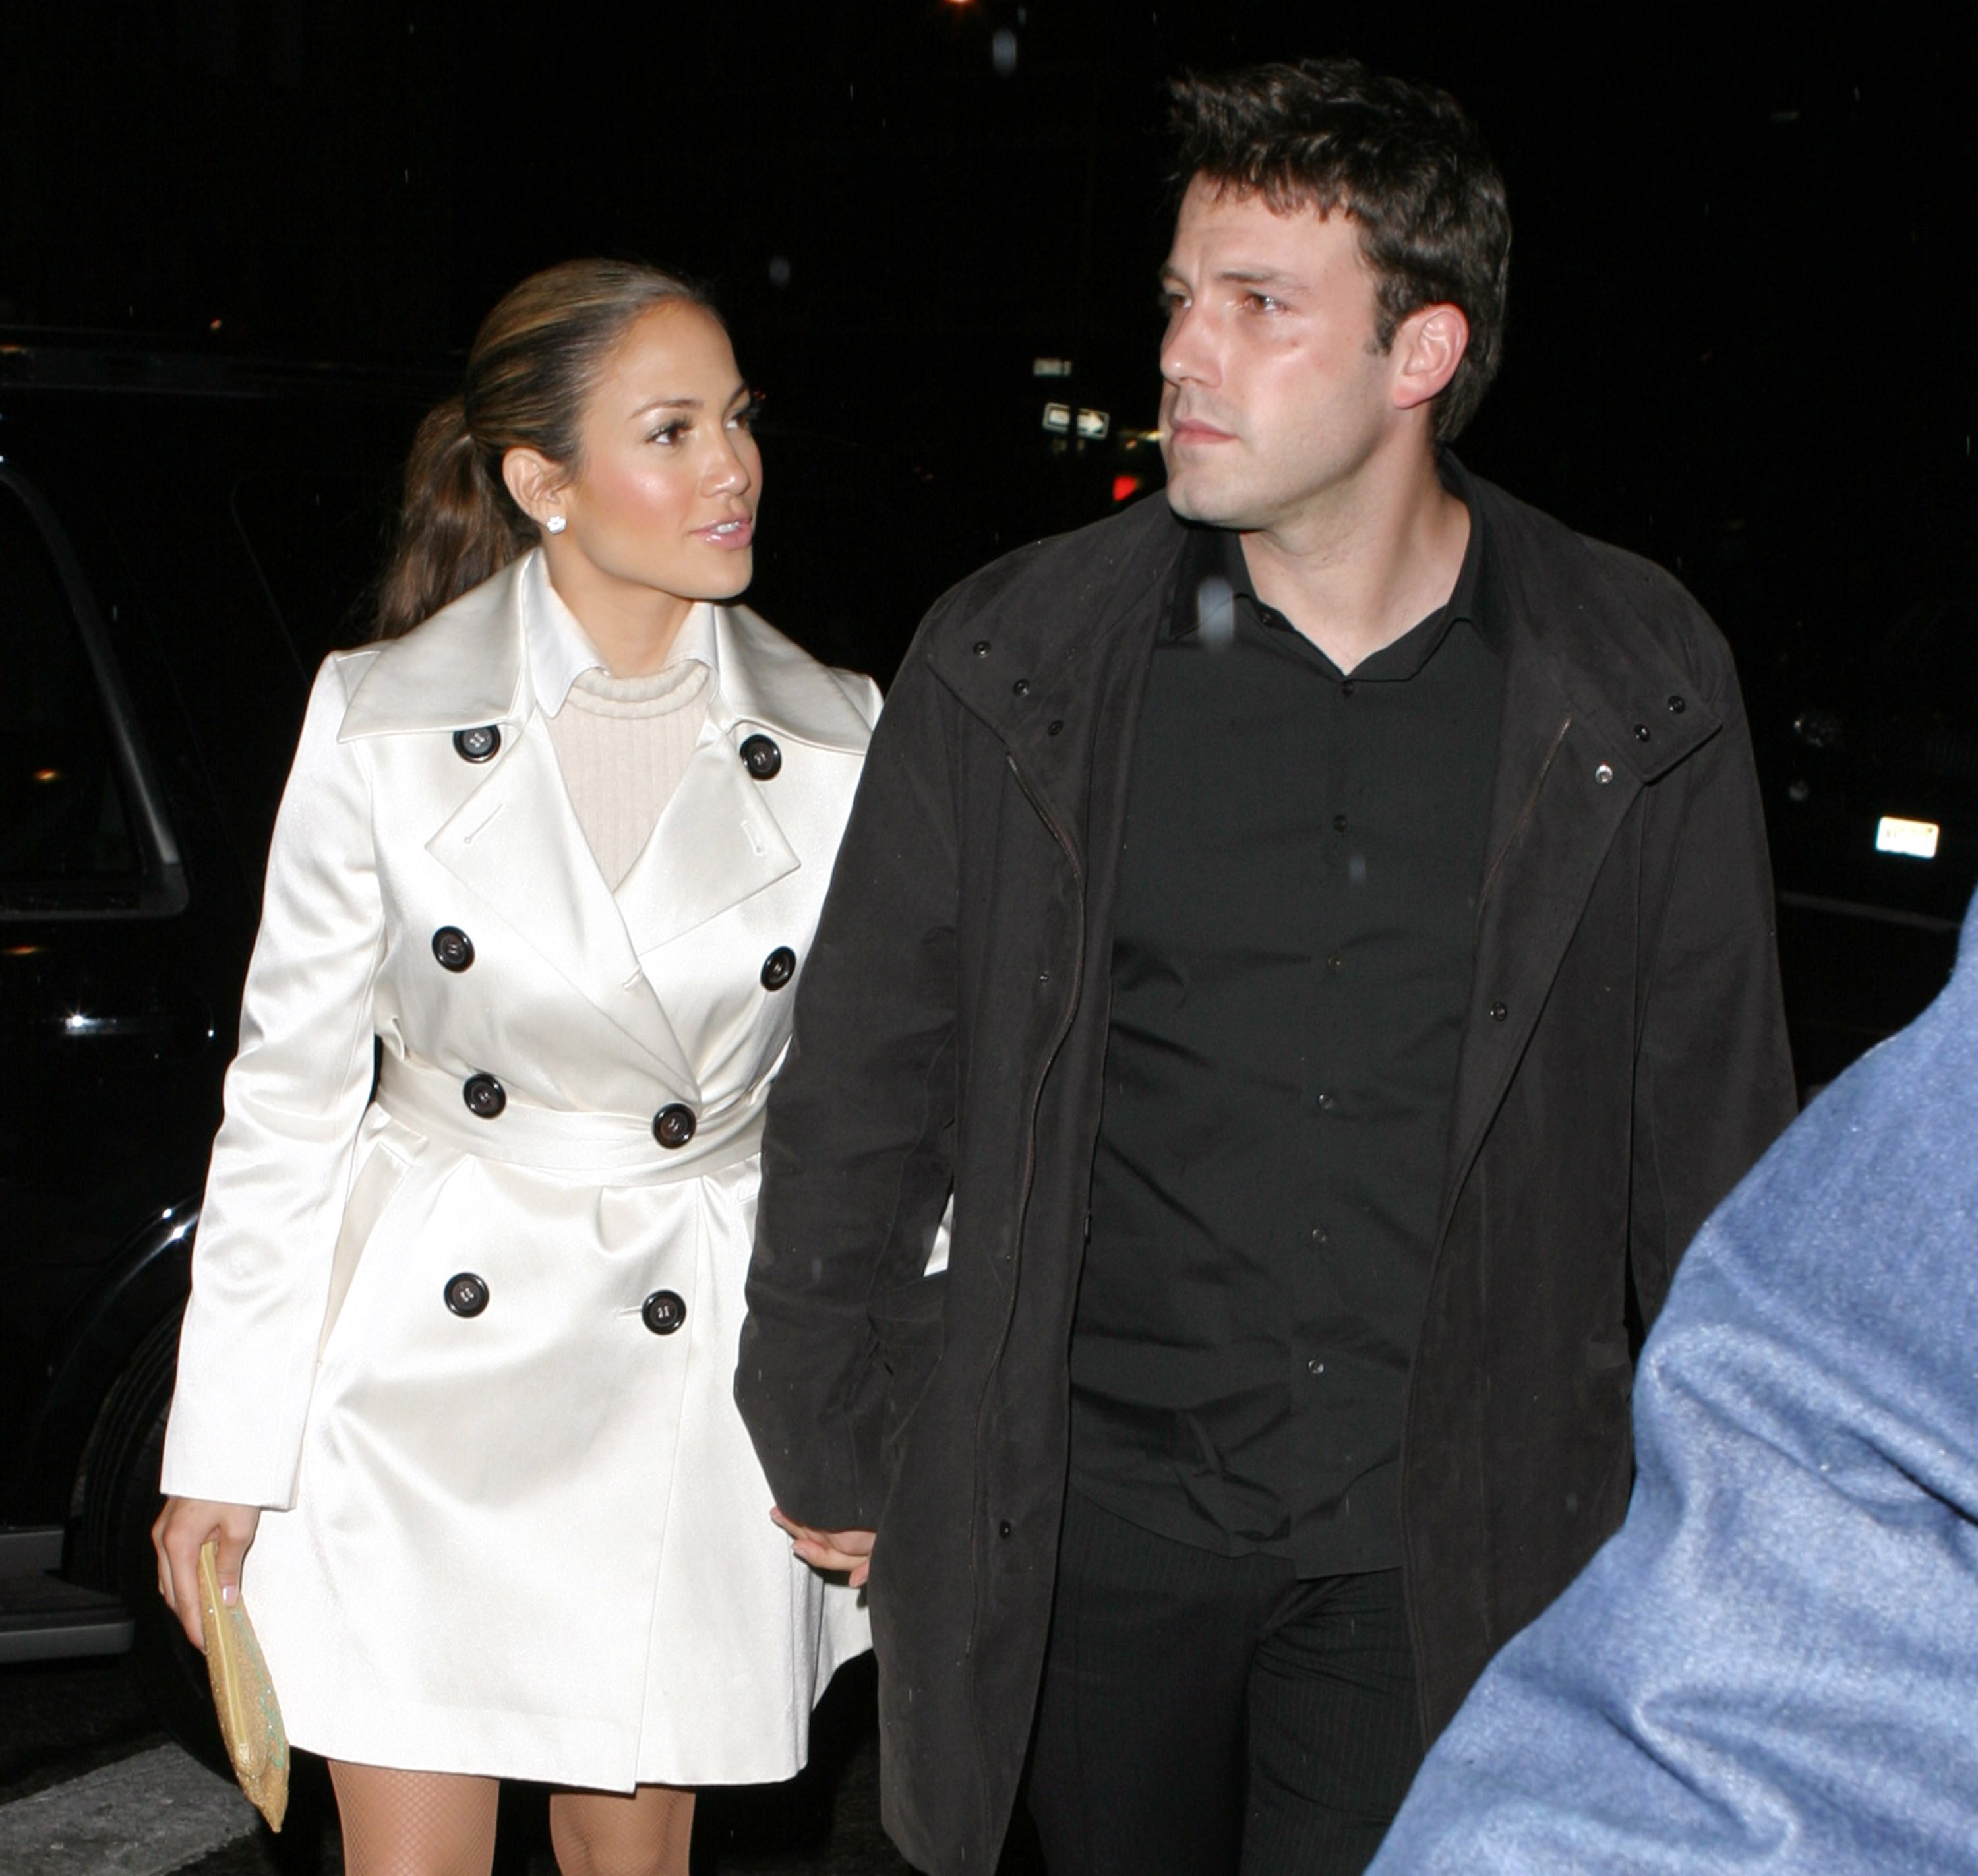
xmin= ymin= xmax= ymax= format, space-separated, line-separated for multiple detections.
xmin=549 ymin=1784 xmax=695 ymax=1876
xmin=328 ymin=1762 xmax=500 ymax=1876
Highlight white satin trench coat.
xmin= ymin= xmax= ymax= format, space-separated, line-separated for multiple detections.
xmin=161 ymin=553 xmax=876 ymax=1788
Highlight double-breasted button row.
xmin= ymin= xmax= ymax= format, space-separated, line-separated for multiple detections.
xmin=453 ymin=725 xmax=501 ymax=763
xmin=432 ymin=926 xmax=475 ymax=972
xmin=740 ymin=734 xmax=782 ymax=780
xmin=653 ymin=1103 xmax=696 ymax=1149
xmin=443 ymin=1271 xmax=687 ymax=1337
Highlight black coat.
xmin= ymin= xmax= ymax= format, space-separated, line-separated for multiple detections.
xmin=737 ymin=471 xmax=1797 ymax=1875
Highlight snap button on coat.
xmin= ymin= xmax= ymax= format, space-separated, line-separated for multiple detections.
xmin=444 ymin=1273 xmax=489 ymax=1317
xmin=760 ymin=947 xmax=796 ymax=991
xmin=452 ymin=725 xmax=501 ymax=763
xmin=431 ymin=927 xmax=475 ymax=972
xmin=653 ymin=1104 xmax=697 ymax=1149
xmin=462 ymin=1072 xmax=506 ymax=1118
xmin=740 ymin=734 xmax=783 ymax=780
xmin=642 ymin=1290 xmax=687 ymax=1335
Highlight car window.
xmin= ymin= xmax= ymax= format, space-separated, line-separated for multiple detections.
xmin=0 ymin=483 xmax=141 ymax=892
xmin=229 ymin=470 xmax=393 ymax=670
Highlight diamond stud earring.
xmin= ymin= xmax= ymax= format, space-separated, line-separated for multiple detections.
xmin=545 ymin=514 xmax=567 ymax=535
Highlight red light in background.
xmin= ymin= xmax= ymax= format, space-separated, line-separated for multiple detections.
xmin=1112 ymin=475 xmax=1141 ymax=503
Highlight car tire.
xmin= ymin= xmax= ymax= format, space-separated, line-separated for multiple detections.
xmin=76 ymin=1310 xmax=230 ymax=1777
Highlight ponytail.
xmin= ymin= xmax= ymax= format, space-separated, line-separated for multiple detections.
xmin=371 ymin=260 xmax=718 ymax=640
xmin=373 ymin=396 xmax=529 ymax=641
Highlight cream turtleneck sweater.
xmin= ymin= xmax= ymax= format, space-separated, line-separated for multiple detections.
xmin=543 ymin=659 xmax=712 ymax=890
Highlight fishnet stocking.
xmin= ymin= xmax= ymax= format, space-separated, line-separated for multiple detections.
xmin=328 ymin=1761 xmax=498 ymax=1876
xmin=549 ymin=1784 xmax=694 ymax=1876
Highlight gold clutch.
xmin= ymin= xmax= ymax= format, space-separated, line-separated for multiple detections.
xmin=197 ymin=1538 xmax=289 ymax=1831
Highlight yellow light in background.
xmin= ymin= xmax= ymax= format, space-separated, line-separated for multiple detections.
xmin=1874 ymin=816 xmax=1940 ymax=859
xmin=32 ymin=768 xmax=59 ymax=783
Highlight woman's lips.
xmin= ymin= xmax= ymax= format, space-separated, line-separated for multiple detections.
xmin=696 ymin=517 xmax=755 ymax=548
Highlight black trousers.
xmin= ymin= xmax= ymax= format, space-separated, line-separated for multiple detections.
xmin=1027 ymin=1491 xmax=1423 ymax=1876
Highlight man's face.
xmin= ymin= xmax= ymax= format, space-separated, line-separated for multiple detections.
xmin=1158 ymin=177 xmax=1398 ymax=532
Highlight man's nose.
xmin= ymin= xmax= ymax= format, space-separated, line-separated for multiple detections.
xmin=1160 ymin=302 xmax=1216 ymax=388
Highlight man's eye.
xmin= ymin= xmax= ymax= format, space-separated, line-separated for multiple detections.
xmin=1245 ymin=293 xmax=1284 ymax=313
xmin=1157 ymin=291 xmax=1186 ymax=317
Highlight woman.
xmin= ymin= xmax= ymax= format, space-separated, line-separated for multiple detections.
xmin=152 ymin=260 xmax=876 ymax=1876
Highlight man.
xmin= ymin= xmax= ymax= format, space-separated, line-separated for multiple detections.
xmin=1367 ymin=888 xmax=1978 ymax=1876
xmin=738 ymin=56 xmax=1795 ymax=1876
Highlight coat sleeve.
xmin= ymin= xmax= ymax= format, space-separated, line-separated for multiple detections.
xmin=160 ymin=655 xmax=386 ymax=1509
xmin=738 ymin=628 xmax=961 ymax=1532
xmin=1628 ymin=648 xmax=1797 ymax=1326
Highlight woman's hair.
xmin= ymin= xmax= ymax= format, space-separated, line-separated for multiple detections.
xmin=372 ymin=259 xmax=718 ymax=640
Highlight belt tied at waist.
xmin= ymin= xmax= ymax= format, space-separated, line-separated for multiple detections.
xmin=375 ymin=1055 xmax=765 ymax=1184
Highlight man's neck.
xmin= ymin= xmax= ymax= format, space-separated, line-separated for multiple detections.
xmin=1238 ymin=450 xmax=1471 ymax=675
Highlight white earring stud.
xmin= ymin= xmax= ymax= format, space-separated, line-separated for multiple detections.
xmin=545 ymin=514 xmax=567 ymax=535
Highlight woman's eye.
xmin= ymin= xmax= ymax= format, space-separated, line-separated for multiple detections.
xmin=649 ymin=421 xmax=690 ymax=446
xmin=728 ymin=395 xmax=765 ymax=432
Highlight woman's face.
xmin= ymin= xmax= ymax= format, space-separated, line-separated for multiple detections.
xmin=547 ymin=300 xmax=762 ymax=607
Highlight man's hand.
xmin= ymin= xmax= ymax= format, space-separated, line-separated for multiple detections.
xmin=152 ymin=1498 xmax=262 ymax=1650
xmin=771 ymin=1509 xmax=876 ymax=1587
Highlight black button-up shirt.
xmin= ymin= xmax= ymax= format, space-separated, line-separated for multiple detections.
xmin=1068 ymin=494 xmax=1504 ymax=1574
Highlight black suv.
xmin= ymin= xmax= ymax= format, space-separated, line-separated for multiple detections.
xmin=0 ymin=340 xmax=438 ymax=1751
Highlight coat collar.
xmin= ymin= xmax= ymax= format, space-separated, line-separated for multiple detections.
xmin=337 ymin=549 xmax=872 ymax=756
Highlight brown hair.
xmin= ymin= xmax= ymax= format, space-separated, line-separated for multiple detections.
xmin=1170 ymin=59 xmax=1511 ymax=442
xmin=373 ymin=259 xmax=718 ymax=639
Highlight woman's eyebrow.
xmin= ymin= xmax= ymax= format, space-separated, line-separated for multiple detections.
xmin=628 ymin=394 xmax=702 ymax=419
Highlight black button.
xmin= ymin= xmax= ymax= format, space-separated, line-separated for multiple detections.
xmin=1340 ymin=681 xmax=1356 ymax=698
xmin=1333 ymin=814 xmax=1347 ymax=833
xmin=1013 ymin=679 xmax=1031 ymax=697
xmin=444 ymin=1273 xmax=489 ymax=1317
xmin=973 ymin=640 xmax=992 ymax=657
xmin=1634 ymin=723 xmax=1652 ymax=742
xmin=1317 ymin=1091 xmax=1336 ymax=1111
xmin=998 ymin=1519 xmax=1013 ymax=1539
xmin=431 ymin=926 xmax=475 ymax=972
xmin=462 ymin=1072 xmax=506 ymax=1118
xmin=1489 ymin=1000 xmax=1509 ymax=1021
xmin=740 ymin=734 xmax=782 ymax=780
xmin=653 ymin=1103 xmax=696 ymax=1149
xmin=452 ymin=725 xmax=501 ymax=763
xmin=642 ymin=1289 xmax=687 ymax=1335
xmin=1667 ymin=694 xmax=1687 ymax=713
xmin=1047 ymin=719 xmax=1064 ymax=737
xmin=760 ymin=946 xmax=796 ymax=991
xmin=1309 ymin=1224 xmax=1329 ymax=1246
xmin=1326 ymin=953 xmax=1344 ymax=973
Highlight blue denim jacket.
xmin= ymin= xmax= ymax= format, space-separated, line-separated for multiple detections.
xmin=1371 ymin=890 xmax=1978 ymax=1874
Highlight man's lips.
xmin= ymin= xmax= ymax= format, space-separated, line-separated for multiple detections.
xmin=695 ymin=516 xmax=755 ymax=547
xmin=1168 ymin=417 xmax=1237 ymax=445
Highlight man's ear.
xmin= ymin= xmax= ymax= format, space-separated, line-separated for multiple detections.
xmin=1391 ymin=303 xmax=1470 ymax=414
xmin=501 ymin=446 xmax=567 ymax=529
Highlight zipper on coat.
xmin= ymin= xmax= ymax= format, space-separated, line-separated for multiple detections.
xmin=961 ymin=750 xmax=1085 ymax=1821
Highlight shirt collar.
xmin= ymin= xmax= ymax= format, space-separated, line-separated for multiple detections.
xmin=522 ymin=549 xmax=720 ymax=715
xmin=1166 ymin=452 xmax=1497 ymax=670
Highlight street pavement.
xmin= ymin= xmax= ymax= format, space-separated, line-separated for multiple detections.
xmin=0 ymin=1656 xmax=999 ymax=1874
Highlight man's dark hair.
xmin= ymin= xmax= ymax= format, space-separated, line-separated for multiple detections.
xmin=1170 ymin=57 xmax=1511 ymax=441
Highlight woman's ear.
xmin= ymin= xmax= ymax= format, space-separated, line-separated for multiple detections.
xmin=502 ymin=446 xmax=566 ymax=531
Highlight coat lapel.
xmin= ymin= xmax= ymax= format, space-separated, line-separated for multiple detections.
xmin=1436 ymin=476 xmax=1723 ymax=1232
xmin=424 ymin=717 xmax=700 ymax=1092
xmin=613 ymin=605 xmax=873 ymax=957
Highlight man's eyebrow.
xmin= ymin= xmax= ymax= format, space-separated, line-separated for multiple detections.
xmin=1215 ymin=266 xmax=1305 ymax=289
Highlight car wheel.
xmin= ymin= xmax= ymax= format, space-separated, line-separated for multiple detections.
xmin=76 ymin=1311 xmax=229 ymax=1777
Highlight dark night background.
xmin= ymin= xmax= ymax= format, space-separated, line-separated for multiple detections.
xmin=5 ymin=0 xmax=1975 ymax=689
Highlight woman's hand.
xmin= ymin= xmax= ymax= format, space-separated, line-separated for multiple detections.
xmin=152 ymin=1498 xmax=262 ymax=1650
xmin=770 ymin=1509 xmax=876 ymax=1588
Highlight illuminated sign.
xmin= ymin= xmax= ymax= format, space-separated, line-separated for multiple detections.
xmin=1874 ymin=816 xmax=1940 ymax=859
